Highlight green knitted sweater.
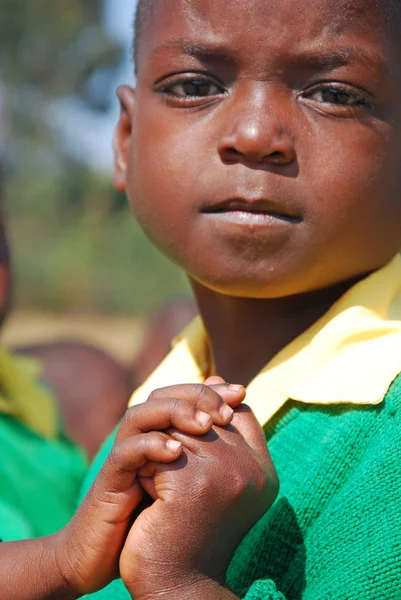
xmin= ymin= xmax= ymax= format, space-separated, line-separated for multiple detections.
xmin=82 ymin=372 xmax=401 ymax=600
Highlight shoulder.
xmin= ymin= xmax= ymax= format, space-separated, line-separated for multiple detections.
xmin=16 ymin=340 xmax=132 ymax=390
xmin=383 ymin=370 xmax=401 ymax=412
xmin=15 ymin=341 xmax=133 ymax=458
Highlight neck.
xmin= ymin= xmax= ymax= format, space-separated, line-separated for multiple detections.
xmin=191 ymin=277 xmax=364 ymax=386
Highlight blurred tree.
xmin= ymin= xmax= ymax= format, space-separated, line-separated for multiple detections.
xmin=0 ymin=2 xmax=190 ymax=316
xmin=0 ymin=1 xmax=119 ymax=92
xmin=0 ymin=0 xmax=122 ymax=169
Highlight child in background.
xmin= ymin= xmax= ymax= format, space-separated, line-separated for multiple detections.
xmin=2 ymin=0 xmax=401 ymax=598
xmin=0 ymin=166 xmax=131 ymax=541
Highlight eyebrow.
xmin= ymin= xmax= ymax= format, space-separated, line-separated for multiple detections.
xmin=295 ymin=48 xmax=389 ymax=76
xmin=151 ymin=38 xmax=389 ymax=77
xmin=152 ymin=38 xmax=235 ymax=63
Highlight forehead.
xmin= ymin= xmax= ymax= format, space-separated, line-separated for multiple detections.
xmin=138 ymin=0 xmax=397 ymax=72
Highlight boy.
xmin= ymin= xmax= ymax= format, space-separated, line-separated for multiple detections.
xmin=81 ymin=0 xmax=401 ymax=597
xmin=2 ymin=0 xmax=401 ymax=598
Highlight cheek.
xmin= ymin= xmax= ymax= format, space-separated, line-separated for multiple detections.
xmin=305 ymin=118 xmax=400 ymax=228
xmin=126 ymin=138 xmax=189 ymax=262
xmin=127 ymin=107 xmax=210 ymax=243
xmin=299 ymin=117 xmax=401 ymax=281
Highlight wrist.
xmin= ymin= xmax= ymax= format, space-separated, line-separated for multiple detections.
xmin=49 ymin=529 xmax=81 ymax=599
xmin=0 ymin=535 xmax=79 ymax=600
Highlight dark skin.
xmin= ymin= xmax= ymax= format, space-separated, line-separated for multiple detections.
xmin=0 ymin=379 xmax=252 ymax=598
xmin=115 ymin=0 xmax=401 ymax=385
xmin=2 ymin=0 xmax=401 ymax=598
xmin=0 ymin=89 xmax=270 ymax=600
xmin=109 ymin=0 xmax=401 ymax=598
xmin=0 ymin=183 xmax=265 ymax=596
xmin=0 ymin=0 xmax=279 ymax=595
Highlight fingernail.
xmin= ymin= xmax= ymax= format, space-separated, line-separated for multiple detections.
xmin=220 ymin=404 xmax=234 ymax=421
xmin=228 ymin=384 xmax=244 ymax=392
xmin=167 ymin=440 xmax=182 ymax=453
xmin=197 ymin=410 xmax=212 ymax=428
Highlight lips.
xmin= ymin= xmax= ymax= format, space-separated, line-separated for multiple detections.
xmin=201 ymin=198 xmax=301 ymax=224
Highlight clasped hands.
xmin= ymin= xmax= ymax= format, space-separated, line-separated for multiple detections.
xmin=54 ymin=377 xmax=279 ymax=600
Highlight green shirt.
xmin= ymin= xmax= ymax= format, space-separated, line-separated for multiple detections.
xmin=0 ymin=415 xmax=87 ymax=541
xmin=81 ymin=373 xmax=401 ymax=599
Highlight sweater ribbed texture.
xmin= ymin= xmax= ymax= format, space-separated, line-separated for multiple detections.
xmin=228 ymin=373 xmax=401 ymax=599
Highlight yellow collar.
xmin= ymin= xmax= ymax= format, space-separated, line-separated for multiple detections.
xmin=129 ymin=255 xmax=401 ymax=426
xmin=0 ymin=349 xmax=57 ymax=438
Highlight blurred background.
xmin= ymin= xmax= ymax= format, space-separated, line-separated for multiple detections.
xmin=0 ymin=0 xmax=193 ymax=364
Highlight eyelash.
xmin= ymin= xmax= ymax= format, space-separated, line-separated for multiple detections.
xmin=157 ymin=75 xmax=225 ymax=102
xmin=301 ymin=83 xmax=372 ymax=109
xmin=156 ymin=75 xmax=372 ymax=111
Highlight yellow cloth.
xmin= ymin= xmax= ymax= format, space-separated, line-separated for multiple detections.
xmin=0 ymin=349 xmax=57 ymax=438
xmin=129 ymin=255 xmax=401 ymax=426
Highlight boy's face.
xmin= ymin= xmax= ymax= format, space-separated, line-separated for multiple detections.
xmin=115 ymin=0 xmax=401 ymax=298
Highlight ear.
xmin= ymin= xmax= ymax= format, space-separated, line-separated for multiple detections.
xmin=113 ymin=85 xmax=136 ymax=193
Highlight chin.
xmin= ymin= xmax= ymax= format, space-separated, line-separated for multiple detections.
xmin=191 ymin=271 xmax=298 ymax=300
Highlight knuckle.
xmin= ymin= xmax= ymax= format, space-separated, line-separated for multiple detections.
xmin=190 ymin=383 xmax=212 ymax=405
xmin=122 ymin=404 xmax=139 ymax=426
xmin=148 ymin=431 xmax=167 ymax=446
xmin=138 ymin=431 xmax=165 ymax=451
xmin=107 ymin=442 xmax=124 ymax=470
xmin=252 ymin=464 xmax=270 ymax=492
xmin=172 ymin=396 xmax=200 ymax=423
xmin=193 ymin=469 xmax=213 ymax=494
xmin=230 ymin=470 xmax=249 ymax=496
xmin=169 ymin=395 xmax=184 ymax=416
xmin=147 ymin=388 xmax=163 ymax=403
xmin=228 ymin=455 xmax=269 ymax=497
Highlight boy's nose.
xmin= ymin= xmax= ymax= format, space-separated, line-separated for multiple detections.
xmin=217 ymin=88 xmax=296 ymax=166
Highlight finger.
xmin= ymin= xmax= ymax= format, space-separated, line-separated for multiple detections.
xmin=137 ymin=452 xmax=189 ymax=502
xmin=146 ymin=383 xmax=246 ymax=425
xmin=204 ymin=376 xmax=246 ymax=407
xmin=208 ymin=383 xmax=246 ymax=408
xmin=160 ymin=406 xmax=265 ymax=459
xmin=116 ymin=396 xmax=215 ymax=442
xmin=87 ymin=432 xmax=182 ymax=523
xmin=100 ymin=432 xmax=182 ymax=495
xmin=137 ymin=475 xmax=157 ymax=501
xmin=204 ymin=376 xmax=226 ymax=385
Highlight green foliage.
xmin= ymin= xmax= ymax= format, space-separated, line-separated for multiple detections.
xmin=5 ymin=165 xmax=191 ymax=316
xmin=1 ymin=2 xmax=191 ymax=316
xmin=0 ymin=1 xmax=112 ymax=92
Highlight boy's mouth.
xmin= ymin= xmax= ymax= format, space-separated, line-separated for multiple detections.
xmin=201 ymin=198 xmax=301 ymax=225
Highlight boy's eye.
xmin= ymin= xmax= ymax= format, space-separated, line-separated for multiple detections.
xmin=310 ymin=88 xmax=363 ymax=106
xmin=303 ymin=85 xmax=370 ymax=108
xmin=171 ymin=80 xmax=220 ymax=97
xmin=158 ymin=77 xmax=224 ymax=99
